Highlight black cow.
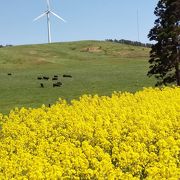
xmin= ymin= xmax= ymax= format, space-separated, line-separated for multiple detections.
xmin=54 ymin=75 xmax=58 ymax=78
xmin=37 ymin=77 xmax=42 ymax=80
xmin=52 ymin=77 xmax=58 ymax=80
xmin=63 ymin=74 xmax=72 ymax=78
xmin=8 ymin=73 xmax=12 ymax=76
xmin=40 ymin=83 xmax=44 ymax=88
xmin=43 ymin=76 xmax=49 ymax=80
xmin=53 ymin=82 xmax=62 ymax=87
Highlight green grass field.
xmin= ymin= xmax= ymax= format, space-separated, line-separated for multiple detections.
xmin=0 ymin=40 xmax=155 ymax=114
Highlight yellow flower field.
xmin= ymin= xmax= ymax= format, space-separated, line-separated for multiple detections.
xmin=0 ymin=87 xmax=180 ymax=179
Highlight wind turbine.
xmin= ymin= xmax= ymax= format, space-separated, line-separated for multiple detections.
xmin=34 ymin=0 xmax=66 ymax=43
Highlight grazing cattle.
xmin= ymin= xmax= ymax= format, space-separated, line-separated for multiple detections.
xmin=63 ymin=74 xmax=72 ymax=78
xmin=40 ymin=83 xmax=44 ymax=88
xmin=8 ymin=73 xmax=12 ymax=76
xmin=57 ymin=82 xmax=62 ymax=85
xmin=43 ymin=76 xmax=49 ymax=80
xmin=52 ymin=77 xmax=58 ymax=80
xmin=54 ymin=75 xmax=58 ymax=78
xmin=37 ymin=77 xmax=42 ymax=80
xmin=53 ymin=82 xmax=62 ymax=87
xmin=48 ymin=104 xmax=51 ymax=107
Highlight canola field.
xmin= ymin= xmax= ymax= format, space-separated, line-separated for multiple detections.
xmin=0 ymin=87 xmax=179 ymax=179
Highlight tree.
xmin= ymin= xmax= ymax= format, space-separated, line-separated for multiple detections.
xmin=148 ymin=0 xmax=180 ymax=86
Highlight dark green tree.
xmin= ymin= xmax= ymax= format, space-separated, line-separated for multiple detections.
xmin=148 ymin=0 xmax=180 ymax=86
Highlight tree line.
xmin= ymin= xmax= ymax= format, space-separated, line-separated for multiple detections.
xmin=105 ymin=39 xmax=152 ymax=48
xmin=0 ymin=44 xmax=13 ymax=48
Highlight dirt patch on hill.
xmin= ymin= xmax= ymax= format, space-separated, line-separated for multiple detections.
xmin=81 ymin=46 xmax=102 ymax=53
xmin=29 ymin=51 xmax=37 ymax=55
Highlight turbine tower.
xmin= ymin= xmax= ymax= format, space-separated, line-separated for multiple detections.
xmin=34 ymin=0 xmax=66 ymax=43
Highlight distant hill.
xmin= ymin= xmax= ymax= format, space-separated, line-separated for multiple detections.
xmin=0 ymin=40 xmax=150 ymax=66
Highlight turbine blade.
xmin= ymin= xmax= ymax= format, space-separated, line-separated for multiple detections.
xmin=47 ymin=0 xmax=50 ymax=10
xmin=33 ymin=12 xmax=47 ymax=21
xmin=50 ymin=11 xmax=66 ymax=22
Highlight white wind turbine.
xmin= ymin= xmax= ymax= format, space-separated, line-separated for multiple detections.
xmin=34 ymin=0 xmax=66 ymax=43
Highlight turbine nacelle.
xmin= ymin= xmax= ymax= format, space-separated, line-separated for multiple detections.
xmin=33 ymin=11 xmax=66 ymax=23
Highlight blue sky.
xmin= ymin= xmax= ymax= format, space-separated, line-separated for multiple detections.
xmin=0 ymin=0 xmax=157 ymax=45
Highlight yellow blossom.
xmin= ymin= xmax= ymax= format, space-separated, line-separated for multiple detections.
xmin=0 ymin=87 xmax=179 ymax=179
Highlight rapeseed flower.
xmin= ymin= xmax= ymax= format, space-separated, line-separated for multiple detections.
xmin=0 ymin=87 xmax=179 ymax=179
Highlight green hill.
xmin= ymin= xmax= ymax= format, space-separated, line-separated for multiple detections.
xmin=0 ymin=40 xmax=154 ymax=114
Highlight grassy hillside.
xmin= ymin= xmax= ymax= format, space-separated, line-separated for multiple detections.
xmin=0 ymin=41 xmax=154 ymax=114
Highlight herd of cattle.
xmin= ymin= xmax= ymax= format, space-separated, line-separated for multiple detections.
xmin=7 ymin=73 xmax=72 ymax=88
xmin=37 ymin=74 xmax=72 ymax=88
